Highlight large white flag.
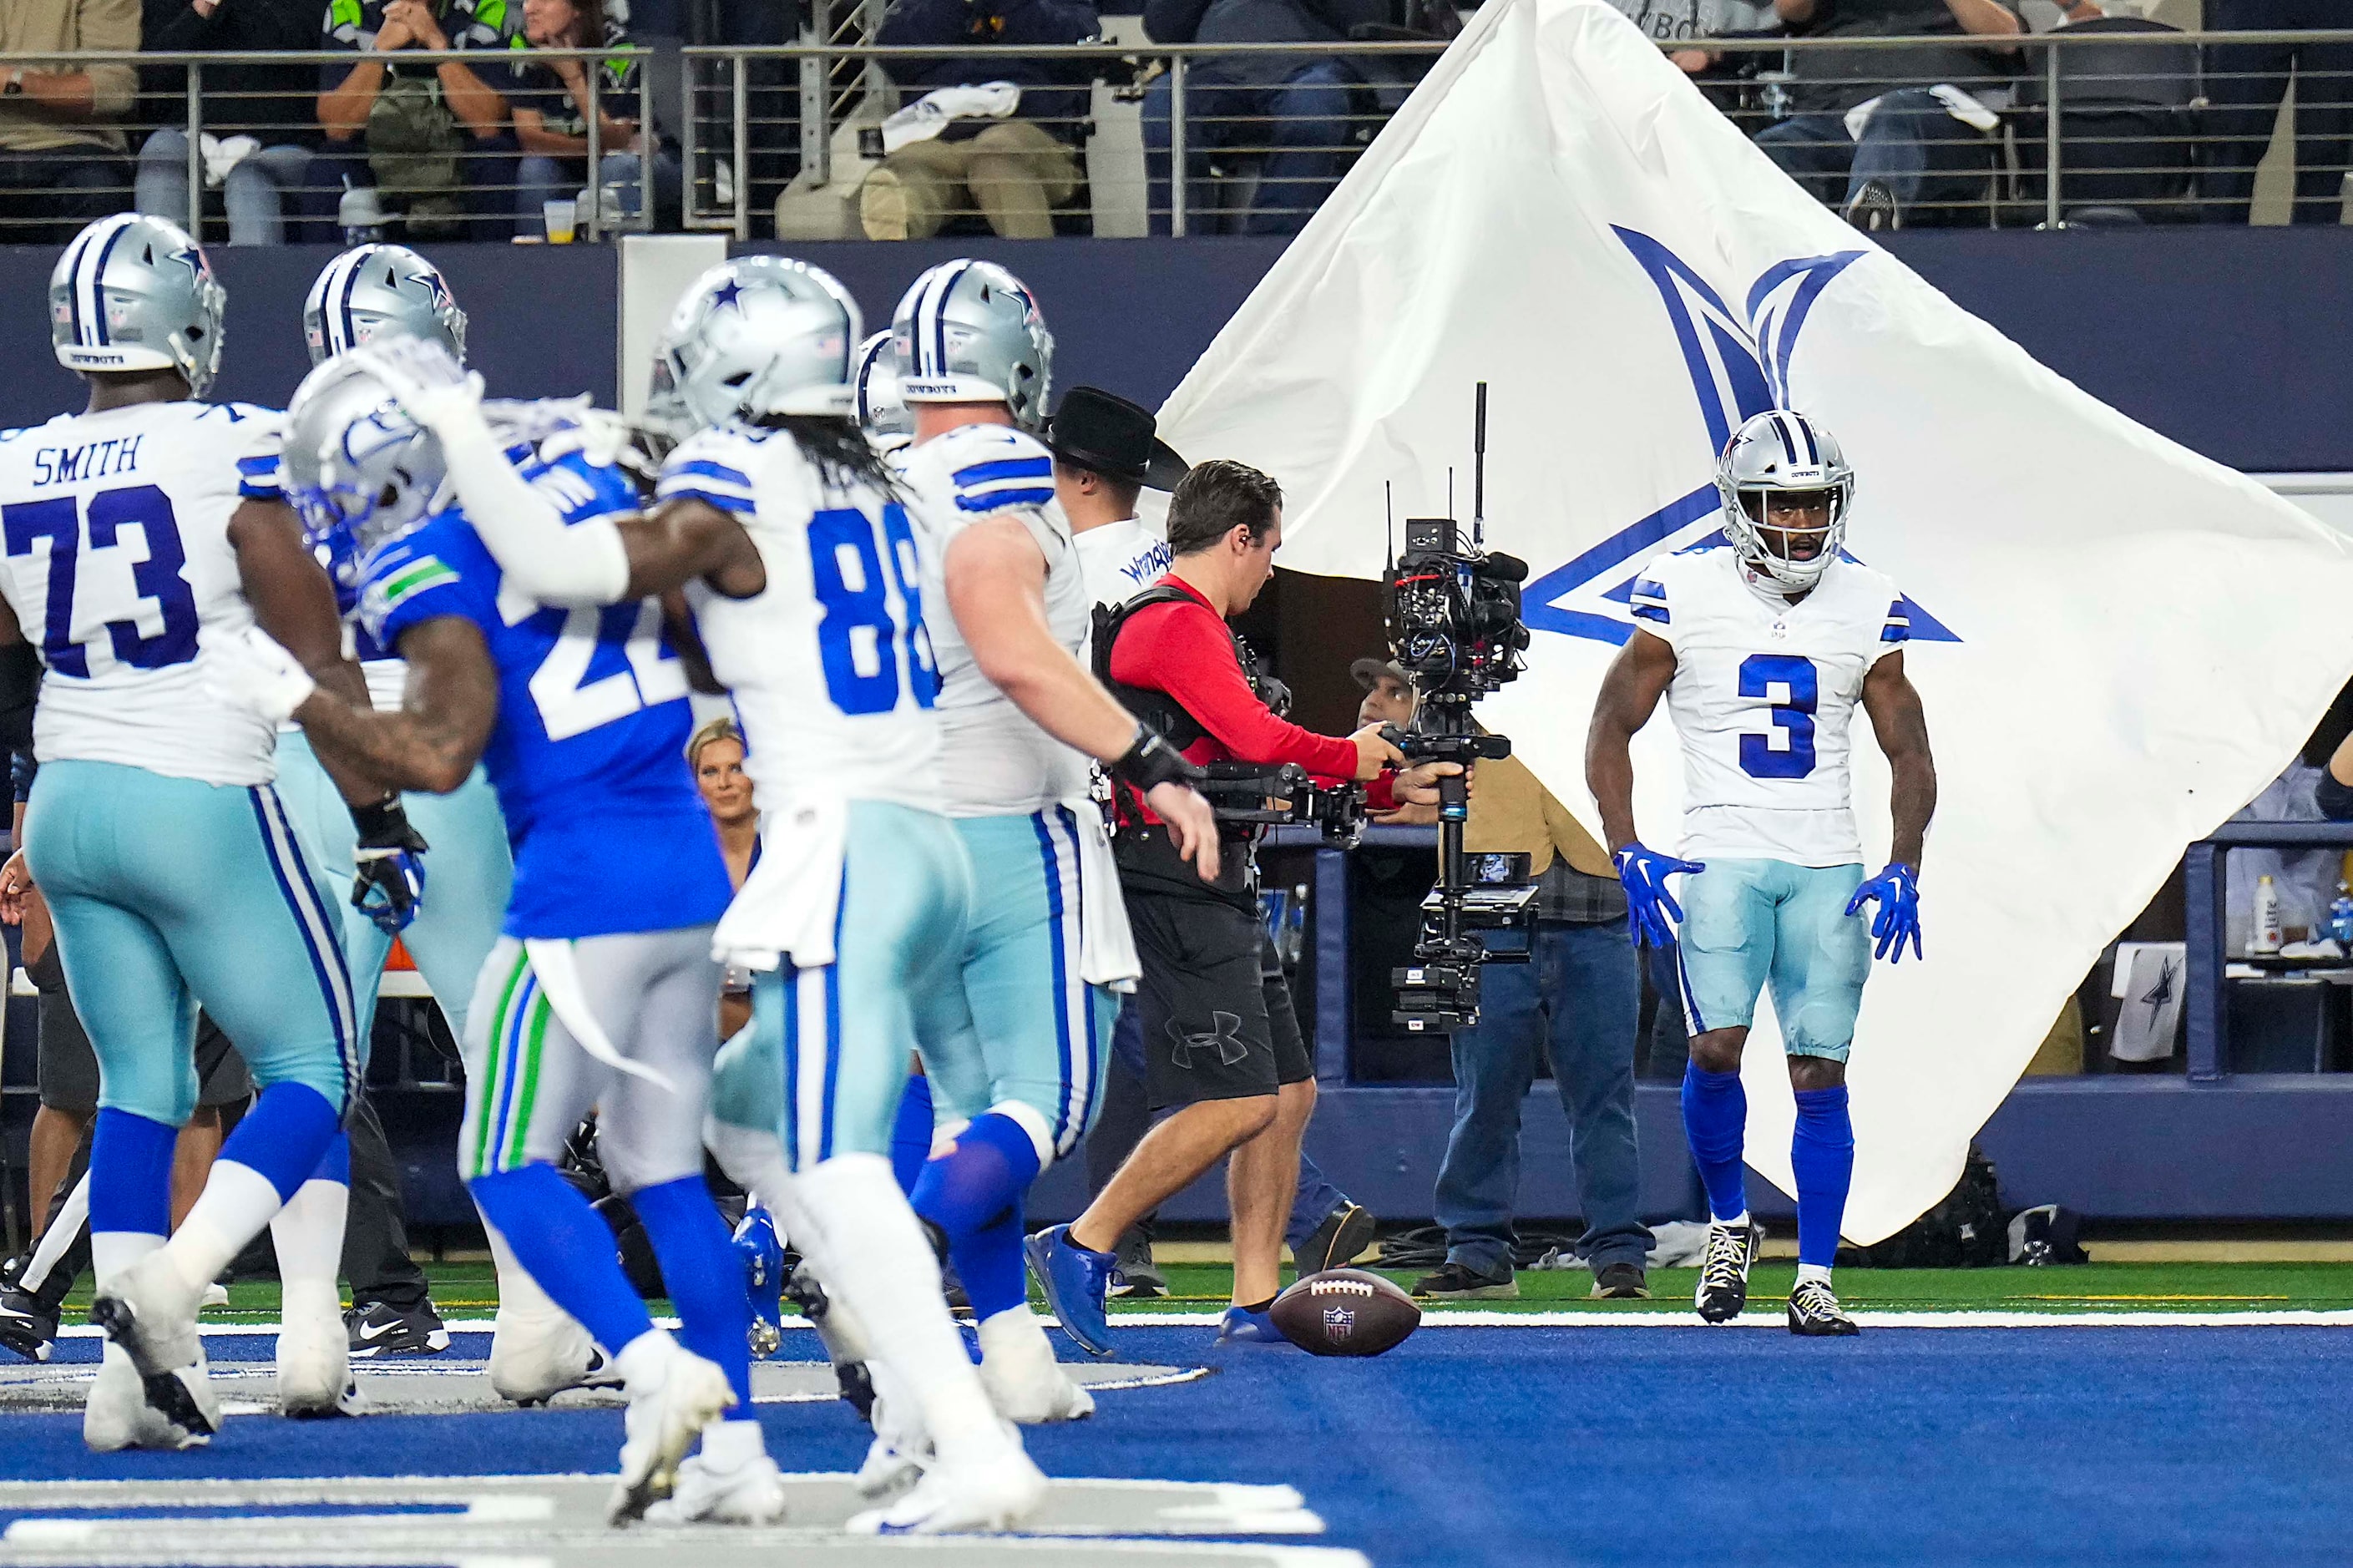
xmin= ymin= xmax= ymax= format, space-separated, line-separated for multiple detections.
xmin=1157 ymin=0 xmax=2353 ymax=1242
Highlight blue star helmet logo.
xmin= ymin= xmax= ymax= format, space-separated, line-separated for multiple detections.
xmin=169 ymin=245 xmax=210 ymax=286
xmin=420 ymin=270 xmax=451 ymax=309
xmin=1522 ymin=227 xmax=1958 ymax=646
xmin=710 ymin=279 xmax=746 ymax=312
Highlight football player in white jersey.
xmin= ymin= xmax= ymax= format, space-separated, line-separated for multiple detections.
xmin=347 ymin=255 xmax=1212 ymax=1532
xmin=1585 ymin=409 xmax=1936 ymax=1338
xmin=853 ymin=329 xmax=913 ymax=457
xmin=0 ymin=214 xmax=399 ymax=1448
xmin=888 ymin=259 xmax=1219 ymax=1419
xmin=1045 ymin=385 xmax=1182 ymax=615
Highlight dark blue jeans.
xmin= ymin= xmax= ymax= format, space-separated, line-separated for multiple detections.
xmin=2199 ymin=0 xmax=2353 ymax=225
xmin=1141 ymin=60 xmax=1356 ymax=235
xmin=1105 ymin=998 xmax=1343 ymax=1251
xmin=1435 ymin=917 xmax=1649 ymax=1276
xmin=1753 ymin=87 xmax=1992 ymax=225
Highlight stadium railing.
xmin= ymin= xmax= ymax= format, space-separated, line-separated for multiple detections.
xmin=5 ymin=28 xmax=2350 ymax=243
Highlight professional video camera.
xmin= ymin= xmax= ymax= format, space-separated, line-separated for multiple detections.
xmin=1385 ymin=384 xmax=1536 ymax=1033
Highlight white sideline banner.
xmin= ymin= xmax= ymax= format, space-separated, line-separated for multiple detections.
xmin=1156 ymin=0 xmax=2353 ymax=1242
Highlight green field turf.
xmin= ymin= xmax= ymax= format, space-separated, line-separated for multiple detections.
xmin=57 ymin=1258 xmax=2353 ymax=1325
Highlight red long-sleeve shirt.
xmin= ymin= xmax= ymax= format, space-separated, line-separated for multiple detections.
xmin=1109 ymin=574 xmax=1359 ymax=822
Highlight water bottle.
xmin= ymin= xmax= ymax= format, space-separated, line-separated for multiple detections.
xmin=2253 ymin=873 xmax=2283 ymax=955
xmin=337 ymin=184 xmax=386 ymax=245
xmin=2327 ymin=882 xmax=2353 ymax=948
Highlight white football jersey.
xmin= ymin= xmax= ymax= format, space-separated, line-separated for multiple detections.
xmin=660 ymin=422 xmax=942 ymax=813
xmin=1075 ymin=515 xmax=1172 ymax=614
xmin=0 ymin=401 xmax=286 ymax=786
xmin=1633 ymin=546 xmax=1909 ymax=867
xmin=897 ymin=422 xmax=1094 ymax=817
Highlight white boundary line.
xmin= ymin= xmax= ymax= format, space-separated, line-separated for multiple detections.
xmin=65 ymin=1308 xmax=2353 ymax=1340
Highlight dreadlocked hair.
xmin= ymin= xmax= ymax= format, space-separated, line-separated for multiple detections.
xmin=759 ymin=412 xmax=903 ymax=498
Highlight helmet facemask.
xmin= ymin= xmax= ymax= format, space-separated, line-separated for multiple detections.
xmin=1726 ymin=483 xmax=1847 ymax=593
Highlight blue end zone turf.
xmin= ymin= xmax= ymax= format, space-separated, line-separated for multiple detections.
xmin=5 ymin=1323 xmax=2351 ymax=1565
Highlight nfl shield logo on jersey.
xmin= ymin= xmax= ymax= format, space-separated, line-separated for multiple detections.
xmin=1520 ymin=228 xmax=1960 ymax=650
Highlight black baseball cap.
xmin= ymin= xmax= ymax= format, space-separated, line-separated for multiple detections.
xmin=1351 ymin=657 xmax=1410 ymax=690
xmin=1045 ymin=386 xmax=1190 ymax=491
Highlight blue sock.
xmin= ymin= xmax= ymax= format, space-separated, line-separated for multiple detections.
xmin=891 ymin=1075 xmax=934 ymax=1196
xmin=632 ymin=1175 xmax=753 ymax=1410
xmin=909 ymin=1111 xmax=1041 ymax=1321
xmin=469 ymin=1163 xmax=654 ymax=1357
xmin=217 ymin=1083 xmax=342 ymax=1202
xmin=89 ymin=1109 xmax=177 ymax=1239
xmin=1790 ymin=1085 xmax=1855 ymax=1270
xmin=1680 ymin=1065 xmax=1749 ymax=1222
xmin=309 ymin=1130 xmax=352 ymax=1187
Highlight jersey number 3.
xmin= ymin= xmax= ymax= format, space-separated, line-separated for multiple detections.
xmin=3 ymin=486 xmax=197 ymax=678
xmin=810 ymin=503 xmax=937 ymax=716
xmin=1738 ymin=653 xmax=1817 ymax=779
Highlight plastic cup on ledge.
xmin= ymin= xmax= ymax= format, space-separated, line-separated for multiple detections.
xmin=543 ymin=198 xmax=577 ymax=244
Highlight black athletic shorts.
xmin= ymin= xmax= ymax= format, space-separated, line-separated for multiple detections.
xmin=1126 ymin=884 xmax=1312 ymax=1113
xmin=31 ymin=943 xmax=252 ymax=1115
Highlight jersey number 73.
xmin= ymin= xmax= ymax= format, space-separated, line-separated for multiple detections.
xmin=3 ymin=487 xmax=197 ymax=678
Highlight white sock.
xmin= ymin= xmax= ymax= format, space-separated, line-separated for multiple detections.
xmin=793 ymin=1153 xmax=1011 ymax=1470
xmin=976 ymin=1304 xmax=1052 ymax=1368
xmin=166 ymin=1161 xmax=287 ymax=1294
xmin=267 ymin=1179 xmax=349 ymax=1325
xmin=23 ymin=1173 xmax=91 ymax=1292
xmin=1795 ymin=1263 xmax=1833 ymax=1288
xmin=482 ymin=1214 xmax=565 ymax=1324
xmin=701 ymin=1416 xmax=766 ymax=1467
xmin=91 ymin=1231 xmax=164 ymax=1292
xmin=1716 ymin=1211 xmax=1752 ymax=1231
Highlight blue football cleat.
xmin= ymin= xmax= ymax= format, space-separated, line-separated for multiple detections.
xmin=734 ymin=1207 xmax=785 ymax=1358
xmin=1024 ymin=1225 xmax=1116 ymax=1359
xmin=1215 ymin=1305 xmax=1288 ymax=1347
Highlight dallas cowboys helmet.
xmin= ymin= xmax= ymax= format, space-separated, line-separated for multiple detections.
xmin=637 ymin=339 xmax=695 ymax=463
xmin=891 ymin=259 xmax=1052 ymax=425
xmin=50 ymin=213 xmax=226 ymax=395
xmin=1716 ymin=408 xmax=1854 ymax=594
xmin=660 ymin=255 xmax=861 ymax=428
xmin=280 ymin=349 xmax=446 ymax=593
xmin=304 ymin=243 xmax=468 ymax=367
xmin=853 ymin=330 xmax=911 ymax=448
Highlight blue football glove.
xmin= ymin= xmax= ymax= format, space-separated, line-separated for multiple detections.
xmin=1845 ymin=862 xmax=1923 ymax=963
xmin=1613 ymin=842 xmax=1705 ymax=948
xmin=350 ymin=797 xmax=429 ymax=937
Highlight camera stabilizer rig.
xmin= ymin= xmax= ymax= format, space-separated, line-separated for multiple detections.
xmin=1385 ymin=383 xmax=1536 ymax=1033
xmin=1197 ymin=761 xmax=1367 ymax=847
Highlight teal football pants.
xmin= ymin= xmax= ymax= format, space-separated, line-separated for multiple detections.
xmin=1675 ymin=857 xmax=1870 ymax=1061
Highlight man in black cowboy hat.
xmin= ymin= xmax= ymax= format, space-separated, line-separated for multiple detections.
xmin=1047 ymin=386 xmax=1189 ymax=614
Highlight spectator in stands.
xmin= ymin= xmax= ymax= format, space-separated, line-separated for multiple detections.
xmin=1752 ymin=0 xmax=2025 ymax=230
xmin=858 ymin=0 xmax=1100 ymax=240
xmin=1140 ymin=0 xmax=1364 ymax=235
xmin=0 ymin=0 xmax=140 ymax=245
xmin=1349 ymin=661 xmax=1655 ymax=1302
xmin=508 ymin=0 xmax=676 ymax=229
xmin=316 ymin=0 xmax=520 ymax=240
xmin=135 ymin=0 xmax=321 ymax=245
xmin=2199 ymin=0 xmax=2352 ymax=226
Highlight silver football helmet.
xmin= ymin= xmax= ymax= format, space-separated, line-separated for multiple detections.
xmin=50 ymin=213 xmax=226 ymax=395
xmin=281 ymin=349 xmax=447 ymax=589
xmin=660 ymin=255 xmax=861 ymax=428
xmin=891 ymin=259 xmax=1052 ymax=425
xmin=304 ymin=243 xmax=468 ymax=367
xmin=1716 ymin=409 xmax=1855 ymax=593
xmin=853 ymin=330 xmax=911 ymax=449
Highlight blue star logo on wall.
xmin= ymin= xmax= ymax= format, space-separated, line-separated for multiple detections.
xmin=710 ymin=279 xmax=746 ymax=311
xmin=1522 ymin=227 xmax=1959 ymax=646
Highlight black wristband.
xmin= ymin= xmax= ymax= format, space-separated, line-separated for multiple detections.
xmin=1111 ymin=729 xmax=1202 ymax=794
xmin=349 ymin=795 xmax=414 ymax=847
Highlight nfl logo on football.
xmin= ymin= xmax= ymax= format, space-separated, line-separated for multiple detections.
xmin=1323 ymin=1305 xmax=1357 ymax=1343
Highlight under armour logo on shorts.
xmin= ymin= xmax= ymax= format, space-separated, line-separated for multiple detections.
xmin=1168 ymin=1013 xmax=1248 ymax=1070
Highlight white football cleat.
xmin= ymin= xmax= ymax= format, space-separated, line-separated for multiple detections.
xmin=645 ymin=1449 xmax=789 ymax=1525
xmin=856 ymin=1432 xmax=930 ymax=1500
xmin=91 ymin=1251 xmax=204 ymax=1378
xmin=83 ymin=1341 xmax=213 ymax=1452
xmin=200 ymin=1283 xmax=230 ymax=1311
xmin=276 ymin=1302 xmax=361 ymax=1418
xmin=977 ymin=1309 xmax=1095 ymax=1425
xmin=608 ymin=1345 xmax=736 ymax=1523
xmin=846 ymin=1444 xmax=1048 ymax=1535
xmin=489 ymin=1305 xmax=614 ymax=1405
xmin=855 ymin=1367 xmax=934 ymax=1498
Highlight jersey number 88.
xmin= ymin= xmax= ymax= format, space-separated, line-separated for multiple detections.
xmin=809 ymin=502 xmax=938 ymax=716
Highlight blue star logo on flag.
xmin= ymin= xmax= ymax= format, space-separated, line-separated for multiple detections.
xmin=1523 ymin=227 xmax=1959 ymax=646
xmin=710 ymin=279 xmax=746 ymax=311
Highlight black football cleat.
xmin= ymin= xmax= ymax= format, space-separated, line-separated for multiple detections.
xmin=1694 ymin=1221 xmax=1761 ymax=1324
xmin=1788 ymin=1279 xmax=1861 ymax=1338
xmin=346 ymin=1300 xmax=450 ymax=1358
xmin=0 ymin=1274 xmax=60 ymax=1363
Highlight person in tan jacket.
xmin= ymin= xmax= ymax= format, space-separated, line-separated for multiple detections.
xmin=1354 ymin=657 xmax=1660 ymax=1302
xmin=0 ymin=0 xmax=139 ymax=242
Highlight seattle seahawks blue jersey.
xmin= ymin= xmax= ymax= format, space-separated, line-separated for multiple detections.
xmin=360 ymin=438 xmax=731 ymax=940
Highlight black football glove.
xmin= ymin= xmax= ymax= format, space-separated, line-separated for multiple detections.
xmin=350 ymin=797 xmax=429 ymax=936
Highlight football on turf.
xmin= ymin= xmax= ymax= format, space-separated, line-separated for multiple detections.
xmin=1270 ymin=1268 xmax=1420 ymax=1357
